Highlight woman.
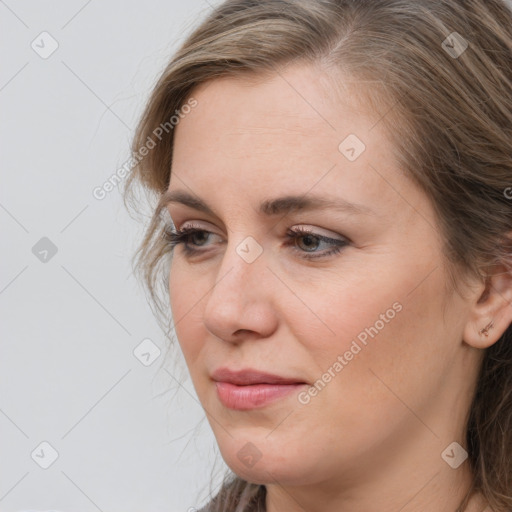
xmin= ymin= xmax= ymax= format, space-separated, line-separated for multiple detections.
xmin=123 ymin=1 xmax=512 ymax=511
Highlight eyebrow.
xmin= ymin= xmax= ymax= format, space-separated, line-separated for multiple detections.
xmin=161 ymin=189 xmax=376 ymax=218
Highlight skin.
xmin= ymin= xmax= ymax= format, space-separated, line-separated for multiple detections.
xmin=165 ymin=62 xmax=512 ymax=512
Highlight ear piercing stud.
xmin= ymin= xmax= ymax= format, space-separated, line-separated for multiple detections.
xmin=479 ymin=320 xmax=494 ymax=337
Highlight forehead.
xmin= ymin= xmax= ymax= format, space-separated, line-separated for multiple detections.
xmin=169 ymin=63 xmax=402 ymax=215
xmin=176 ymin=64 xmax=369 ymax=147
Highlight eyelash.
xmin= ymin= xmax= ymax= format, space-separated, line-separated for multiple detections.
xmin=162 ymin=224 xmax=348 ymax=260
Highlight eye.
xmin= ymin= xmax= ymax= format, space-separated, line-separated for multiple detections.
xmin=284 ymin=226 xmax=348 ymax=260
xmin=162 ymin=224 xmax=349 ymax=260
xmin=162 ymin=224 xmax=220 ymax=255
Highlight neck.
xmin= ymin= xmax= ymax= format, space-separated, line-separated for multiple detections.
xmin=265 ymin=474 xmax=488 ymax=512
xmin=264 ymin=415 xmax=480 ymax=512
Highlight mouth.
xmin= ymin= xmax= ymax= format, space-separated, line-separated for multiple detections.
xmin=211 ymin=367 xmax=308 ymax=410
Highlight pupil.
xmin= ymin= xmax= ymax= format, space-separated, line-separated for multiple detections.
xmin=301 ymin=234 xmax=318 ymax=251
xmin=193 ymin=232 xmax=207 ymax=244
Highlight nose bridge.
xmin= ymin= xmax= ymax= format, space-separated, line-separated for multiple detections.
xmin=202 ymin=232 xmax=270 ymax=336
xmin=208 ymin=233 xmax=266 ymax=305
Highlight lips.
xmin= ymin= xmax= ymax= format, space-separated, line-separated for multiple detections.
xmin=211 ymin=367 xmax=308 ymax=410
xmin=211 ymin=367 xmax=306 ymax=386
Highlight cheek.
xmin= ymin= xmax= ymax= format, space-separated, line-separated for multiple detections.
xmin=168 ymin=260 xmax=205 ymax=369
xmin=291 ymin=269 xmax=408 ymax=359
xmin=295 ymin=264 xmax=449 ymax=430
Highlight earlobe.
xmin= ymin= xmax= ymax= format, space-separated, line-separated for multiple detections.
xmin=463 ymin=263 xmax=512 ymax=349
xmin=478 ymin=319 xmax=495 ymax=338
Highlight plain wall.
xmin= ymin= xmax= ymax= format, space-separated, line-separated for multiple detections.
xmin=1 ymin=1 xmax=226 ymax=511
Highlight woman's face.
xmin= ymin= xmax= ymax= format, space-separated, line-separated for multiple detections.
xmin=165 ymin=63 xmax=480 ymax=493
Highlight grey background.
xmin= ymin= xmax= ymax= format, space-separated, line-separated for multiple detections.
xmin=1 ymin=1 xmax=226 ymax=511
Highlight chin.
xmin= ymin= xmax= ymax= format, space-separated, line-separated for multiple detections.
xmin=215 ymin=433 xmax=325 ymax=487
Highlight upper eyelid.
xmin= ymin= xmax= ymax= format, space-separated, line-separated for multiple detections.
xmin=165 ymin=207 xmax=349 ymax=238
xmin=174 ymin=221 xmax=345 ymax=240
xmin=169 ymin=218 xmax=233 ymax=235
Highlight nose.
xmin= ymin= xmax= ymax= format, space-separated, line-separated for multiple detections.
xmin=202 ymin=238 xmax=278 ymax=344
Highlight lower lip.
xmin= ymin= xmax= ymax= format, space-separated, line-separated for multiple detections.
xmin=215 ymin=381 xmax=306 ymax=410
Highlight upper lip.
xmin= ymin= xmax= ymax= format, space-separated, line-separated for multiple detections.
xmin=211 ymin=367 xmax=306 ymax=386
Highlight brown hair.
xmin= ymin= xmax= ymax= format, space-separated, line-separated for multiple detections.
xmin=123 ymin=1 xmax=512 ymax=510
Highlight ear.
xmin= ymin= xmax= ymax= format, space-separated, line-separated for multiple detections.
xmin=463 ymin=261 xmax=512 ymax=349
